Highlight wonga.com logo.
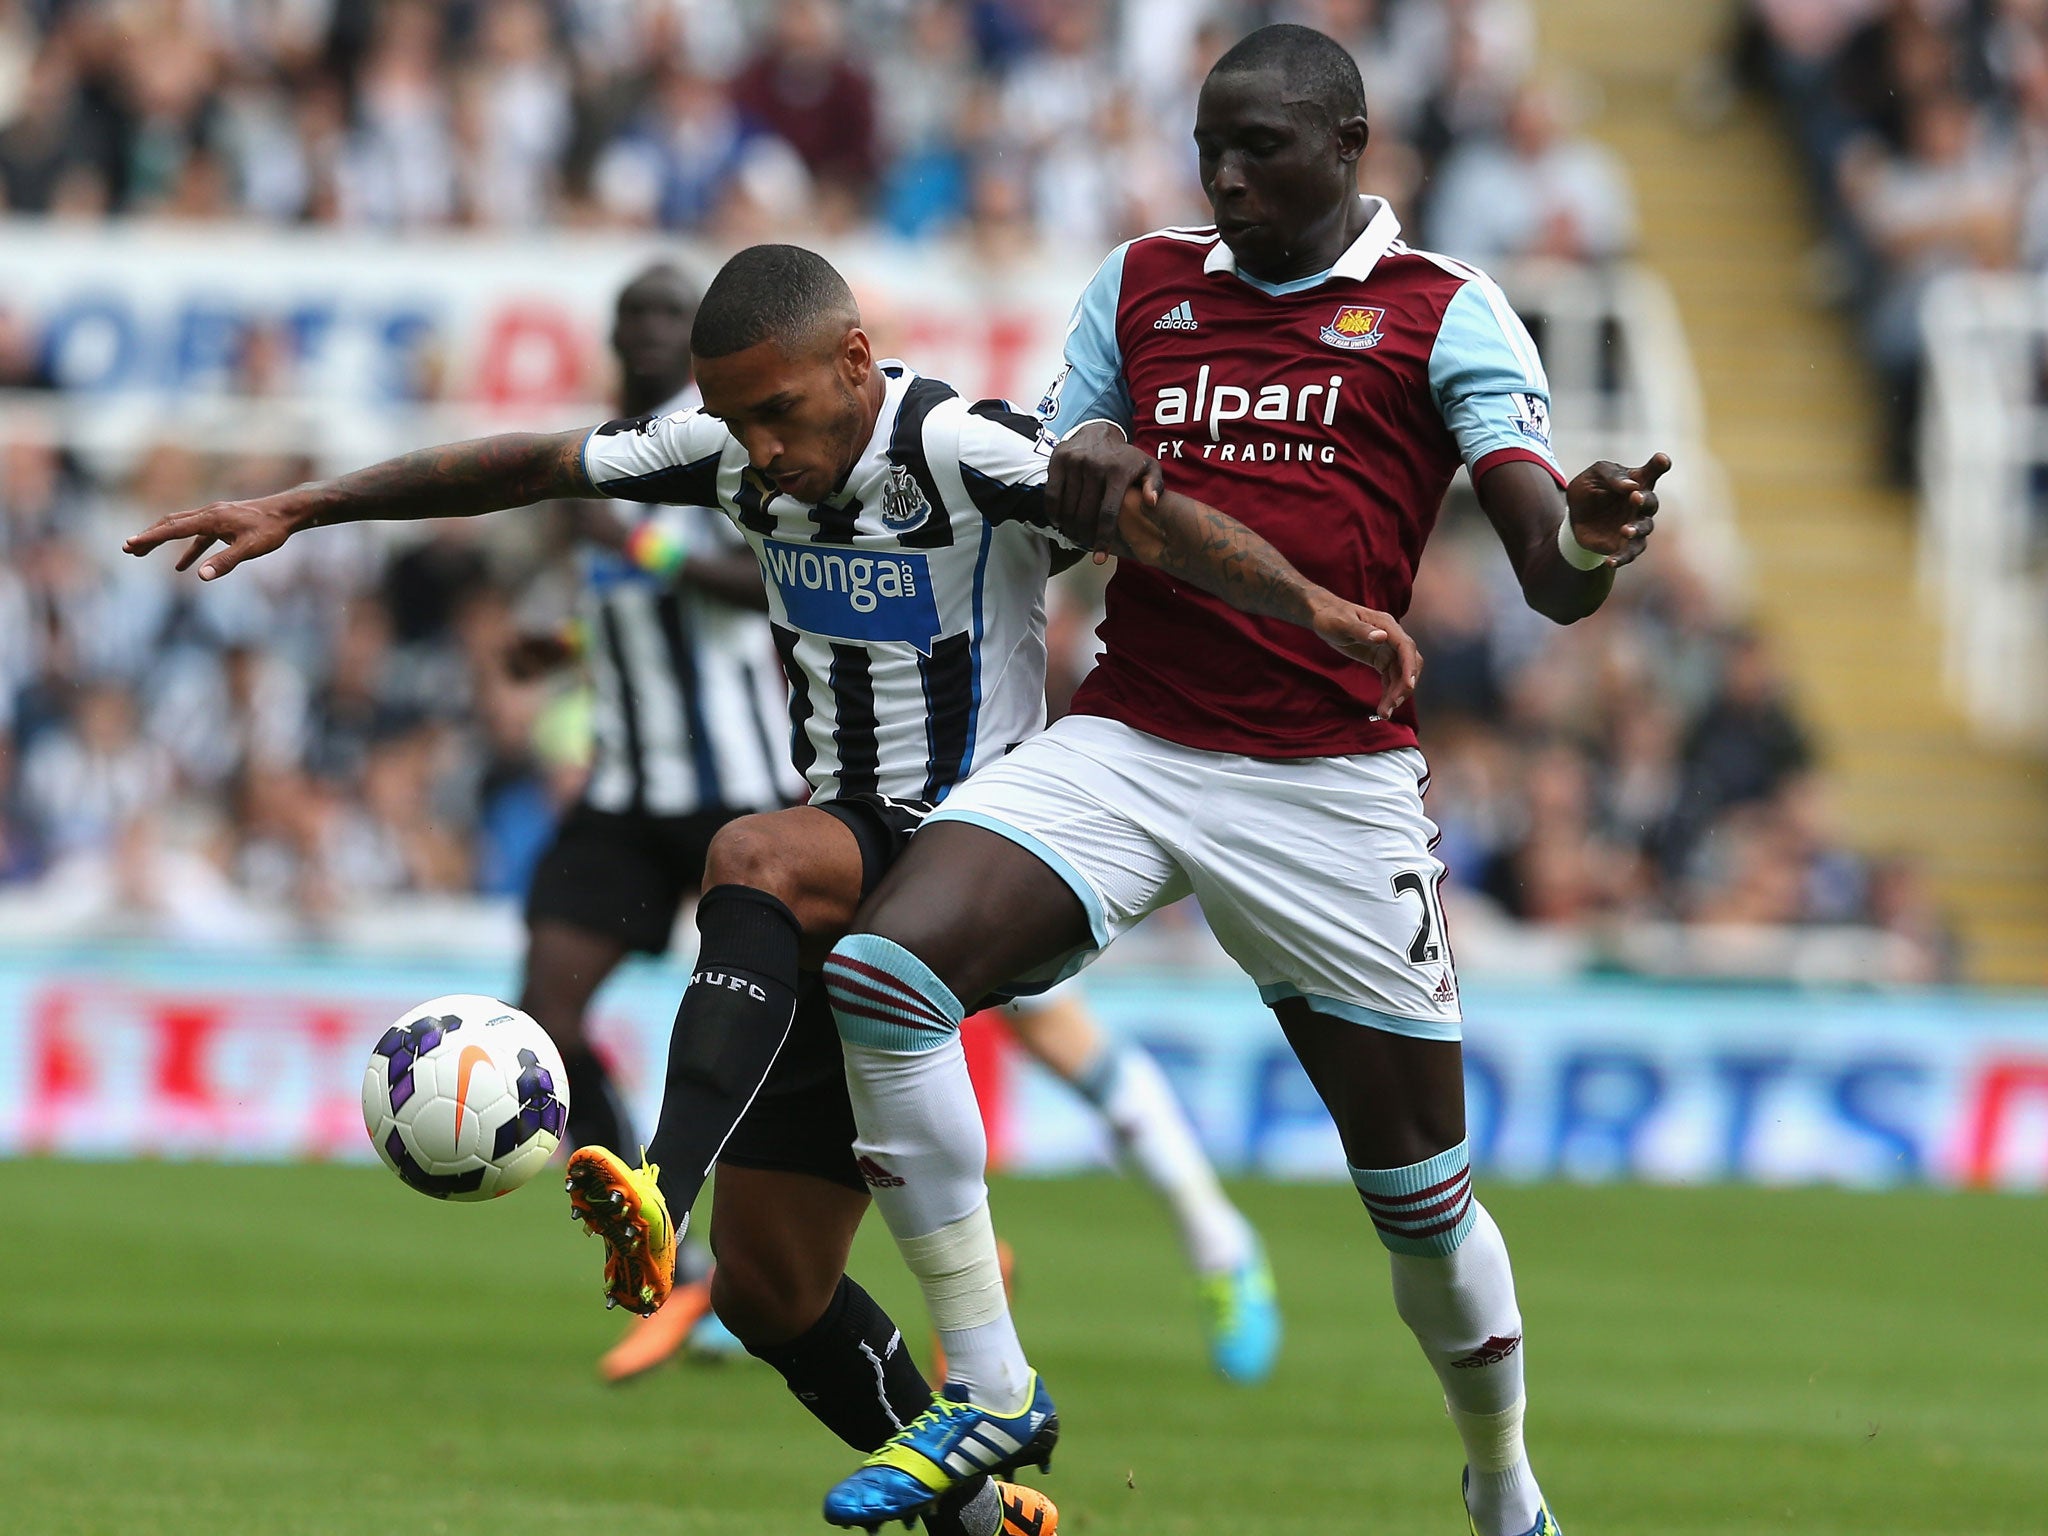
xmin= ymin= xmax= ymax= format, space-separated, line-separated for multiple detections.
xmin=761 ymin=540 xmax=945 ymax=652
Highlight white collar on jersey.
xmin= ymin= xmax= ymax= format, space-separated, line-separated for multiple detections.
xmin=1202 ymin=194 xmax=1402 ymax=290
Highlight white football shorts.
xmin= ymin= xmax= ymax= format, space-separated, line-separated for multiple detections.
xmin=927 ymin=714 xmax=1461 ymax=1040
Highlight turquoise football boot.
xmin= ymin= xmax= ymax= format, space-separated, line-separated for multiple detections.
xmin=1199 ymin=1235 xmax=1281 ymax=1384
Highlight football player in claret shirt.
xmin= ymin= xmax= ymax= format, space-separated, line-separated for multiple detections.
xmin=817 ymin=24 xmax=1666 ymax=1536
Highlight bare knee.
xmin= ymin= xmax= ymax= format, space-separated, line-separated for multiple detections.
xmin=705 ymin=815 xmax=804 ymax=900
xmin=708 ymin=1238 xmax=841 ymax=1348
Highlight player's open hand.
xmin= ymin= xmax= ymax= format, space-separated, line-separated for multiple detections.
xmin=122 ymin=494 xmax=306 ymax=580
xmin=1562 ymin=452 xmax=1670 ymax=569
xmin=1310 ymin=599 xmax=1422 ymax=717
xmin=1046 ymin=423 xmax=1164 ymax=563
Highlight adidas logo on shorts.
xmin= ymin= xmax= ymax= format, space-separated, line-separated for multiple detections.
xmin=1153 ymin=300 xmax=1198 ymax=331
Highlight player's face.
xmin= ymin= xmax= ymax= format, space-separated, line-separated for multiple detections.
xmin=1193 ymin=69 xmax=1367 ymax=280
xmin=612 ymin=275 xmax=696 ymax=394
xmin=695 ymin=327 xmax=875 ymax=504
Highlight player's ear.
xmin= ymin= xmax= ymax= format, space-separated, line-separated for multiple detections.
xmin=1337 ymin=113 xmax=1369 ymax=165
xmin=839 ymin=326 xmax=874 ymax=389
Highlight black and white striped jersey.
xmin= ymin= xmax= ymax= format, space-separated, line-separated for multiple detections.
xmin=581 ymin=385 xmax=800 ymax=819
xmin=581 ymin=363 xmax=1067 ymax=806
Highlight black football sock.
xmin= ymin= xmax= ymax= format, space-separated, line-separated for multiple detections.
xmin=642 ymin=884 xmax=801 ymax=1217
xmin=745 ymin=1275 xmax=996 ymax=1536
xmin=558 ymin=1041 xmax=634 ymax=1154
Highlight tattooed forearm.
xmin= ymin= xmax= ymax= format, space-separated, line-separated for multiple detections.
xmin=300 ymin=430 xmax=593 ymax=529
xmin=1109 ymin=490 xmax=1324 ymax=628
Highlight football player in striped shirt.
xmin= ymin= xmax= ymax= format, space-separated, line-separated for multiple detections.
xmin=124 ymin=242 xmax=1419 ymax=1536
xmin=813 ymin=26 xmax=1668 ymax=1536
xmin=511 ymin=262 xmax=798 ymax=1382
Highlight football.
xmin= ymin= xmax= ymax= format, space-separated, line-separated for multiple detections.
xmin=360 ymin=995 xmax=570 ymax=1202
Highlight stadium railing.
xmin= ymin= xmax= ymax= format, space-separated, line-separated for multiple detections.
xmin=1919 ymin=270 xmax=2048 ymax=747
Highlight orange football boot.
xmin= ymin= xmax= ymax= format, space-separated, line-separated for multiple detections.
xmin=565 ymin=1146 xmax=677 ymax=1316
xmin=995 ymin=1482 xmax=1058 ymax=1536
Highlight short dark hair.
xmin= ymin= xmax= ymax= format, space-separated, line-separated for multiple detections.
xmin=690 ymin=244 xmax=859 ymax=360
xmin=1210 ymin=23 xmax=1367 ymax=126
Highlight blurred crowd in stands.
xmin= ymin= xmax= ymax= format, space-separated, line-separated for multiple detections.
xmin=0 ymin=0 xmax=1953 ymax=977
xmin=0 ymin=0 xmax=1632 ymax=259
xmin=1742 ymin=0 xmax=2048 ymax=468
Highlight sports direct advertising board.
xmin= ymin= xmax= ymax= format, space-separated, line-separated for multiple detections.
xmin=0 ymin=224 xmax=1092 ymax=418
xmin=3 ymin=948 xmax=2046 ymax=1192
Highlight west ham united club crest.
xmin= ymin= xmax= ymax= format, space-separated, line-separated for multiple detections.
xmin=881 ymin=463 xmax=933 ymax=532
xmin=1319 ymin=304 xmax=1386 ymax=351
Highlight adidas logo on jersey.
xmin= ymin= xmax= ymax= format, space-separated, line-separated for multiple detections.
xmin=1154 ymin=300 xmax=1198 ymax=331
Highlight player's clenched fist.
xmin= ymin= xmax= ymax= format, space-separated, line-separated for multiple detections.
xmin=1308 ymin=599 xmax=1422 ymax=718
xmin=123 ymin=494 xmax=306 ymax=580
xmin=1047 ymin=422 xmax=1163 ymax=563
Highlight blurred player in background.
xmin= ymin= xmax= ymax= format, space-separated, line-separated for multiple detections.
xmin=816 ymin=25 xmax=1665 ymax=1535
xmin=1000 ymin=983 xmax=1277 ymax=1382
xmin=514 ymin=261 xmax=799 ymax=1381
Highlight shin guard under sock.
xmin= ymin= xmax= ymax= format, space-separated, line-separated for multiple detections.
xmin=642 ymin=885 xmax=800 ymax=1215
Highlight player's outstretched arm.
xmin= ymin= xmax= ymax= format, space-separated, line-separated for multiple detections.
xmin=1102 ymin=483 xmax=1422 ymax=716
xmin=121 ymin=429 xmax=594 ymax=581
xmin=1477 ymin=453 xmax=1671 ymax=624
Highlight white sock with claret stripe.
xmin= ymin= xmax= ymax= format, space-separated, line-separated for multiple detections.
xmin=826 ymin=936 xmax=1034 ymax=1417
xmin=1356 ymin=1148 xmax=1544 ymax=1536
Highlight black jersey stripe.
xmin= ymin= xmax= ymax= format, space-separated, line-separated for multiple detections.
xmin=771 ymin=623 xmax=817 ymax=787
xmin=961 ymin=462 xmax=1048 ymax=529
xmin=827 ymin=643 xmax=881 ymax=797
xmin=809 ymin=492 xmax=863 ymax=545
xmin=592 ymin=450 xmax=724 ymax=507
xmin=732 ymin=470 xmax=780 ymax=536
xmin=918 ymin=631 xmax=976 ymax=801
xmin=597 ymin=605 xmax=648 ymax=814
xmin=965 ymin=400 xmax=1042 ymax=440
xmin=889 ymin=376 xmax=960 ymax=549
xmin=654 ymin=589 xmax=725 ymax=807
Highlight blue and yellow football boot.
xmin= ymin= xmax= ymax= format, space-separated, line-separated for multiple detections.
xmin=823 ymin=1376 xmax=1059 ymax=1530
xmin=564 ymin=1146 xmax=677 ymax=1317
xmin=1198 ymin=1235 xmax=1281 ymax=1384
xmin=1463 ymin=1470 xmax=1561 ymax=1536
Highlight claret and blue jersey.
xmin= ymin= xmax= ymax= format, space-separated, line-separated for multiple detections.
xmin=581 ymin=363 xmax=1068 ymax=806
xmin=1040 ymin=194 xmax=1566 ymax=760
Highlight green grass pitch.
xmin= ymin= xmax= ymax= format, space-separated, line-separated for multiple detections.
xmin=1 ymin=1161 xmax=2042 ymax=1535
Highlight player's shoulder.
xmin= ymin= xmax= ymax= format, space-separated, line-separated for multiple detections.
xmin=1374 ymin=238 xmax=1501 ymax=310
xmin=1113 ymin=223 xmax=1223 ymax=280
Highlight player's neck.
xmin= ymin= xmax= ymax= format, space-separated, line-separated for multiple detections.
xmin=1234 ymin=195 xmax=1373 ymax=285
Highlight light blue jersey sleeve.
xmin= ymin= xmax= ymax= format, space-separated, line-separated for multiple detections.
xmin=1036 ymin=243 xmax=1136 ymax=441
xmin=1428 ymin=277 xmax=1565 ymax=484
